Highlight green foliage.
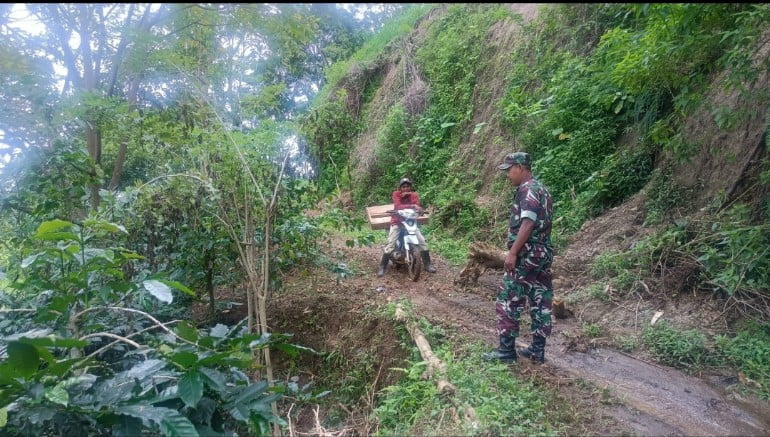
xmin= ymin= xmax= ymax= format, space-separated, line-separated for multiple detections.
xmin=583 ymin=323 xmax=602 ymax=338
xmin=581 ymin=148 xmax=654 ymax=215
xmin=644 ymin=165 xmax=693 ymax=224
xmin=300 ymin=94 xmax=359 ymax=195
xmin=599 ymin=4 xmax=745 ymax=95
xmin=373 ymin=360 xmax=438 ymax=436
xmin=617 ymin=335 xmax=639 ymax=353
xmin=715 ymin=323 xmax=770 ymax=401
xmin=417 ymin=5 xmax=510 ymax=125
xmin=718 ymin=5 xmax=770 ymax=90
xmin=495 ymin=3 xmax=769 ymax=238
xmin=592 ymin=251 xmax=640 ymax=294
xmin=316 ymin=5 xmax=432 ymax=106
xmin=0 ymin=218 xmax=294 ymax=436
xmin=643 ymin=320 xmax=714 ymax=370
xmin=374 ymin=339 xmax=558 ymax=436
xmin=695 ymin=206 xmax=770 ymax=299
xmin=591 ymin=201 xmax=770 ymax=323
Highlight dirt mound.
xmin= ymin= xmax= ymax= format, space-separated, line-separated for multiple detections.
xmin=553 ymin=192 xmax=656 ymax=291
xmin=270 ymin=274 xmax=410 ymax=434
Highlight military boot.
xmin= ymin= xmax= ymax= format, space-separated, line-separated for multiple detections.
xmin=377 ymin=253 xmax=390 ymax=277
xmin=518 ymin=335 xmax=546 ymax=364
xmin=421 ymin=250 xmax=437 ymax=273
xmin=483 ymin=335 xmax=517 ymax=363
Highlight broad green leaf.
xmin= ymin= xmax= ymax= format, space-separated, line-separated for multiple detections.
xmin=199 ymin=367 xmax=226 ymax=391
xmin=44 ymin=384 xmax=69 ymax=406
xmin=127 ymin=359 xmax=166 ymax=378
xmin=440 ymin=122 xmax=456 ymax=128
xmin=35 ymin=231 xmax=80 ymax=242
xmin=230 ymin=380 xmax=268 ymax=405
xmin=75 ymin=248 xmax=114 ymax=265
xmin=17 ymin=336 xmax=88 ymax=348
xmin=35 ymin=220 xmax=73 ymax=236
xmin=551 ymin=127 xmax=563 ymax=136
xmin=197 ymin=352 xmax=231 ymax=367
xmin=8 ymin=342 xmax=39 ymax=377
xmin=248 ymin=336 xmax=270 ymax=348
xmin=61 ymin=374 xmax=97 ymax=391
xmin=143 ymin=280 xmax=173 ymax=303
xmin=160 ymin=280 xmax=195 ymax=297
xmin=84 ymin=219 xmax=128 ymax=234
xmin=170 ymin=351 xmax=198 ymax=369
xmin=2 ymin=328 xmax=52 ymax=341
xmin=178 ymin=371 xmax=203 ymax=408
xmin=273 ymin=342 xmax=317 ymax=358
xmin=44 ymin=358 xmax=82 ymax=377
xmin=0 ymin=363 xmax=25 ymax=387
xmin=175 ymin=321 xmax=198 ymax=343
xmin=117 ymin=405 xmax=199 ymax=437
xmin=21 ymin=253 xmax=42 ymax=269
xmin=35 ymin=346 xmax=55 ymax=363
xmin=0 ymin=407 xmax=6 ymax=427
xmin=209 ymin=324 xmax=228 ymax=338
xmin=119 ymin=251 xmax=146 ymax=260
xmin=473 ymin=122 xmax=486 ymax=134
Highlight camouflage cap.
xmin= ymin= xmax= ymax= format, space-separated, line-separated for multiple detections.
xmin=497 ymin=152 xmax=531 ymax=170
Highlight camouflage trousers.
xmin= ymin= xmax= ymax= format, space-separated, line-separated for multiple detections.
xmin=495 ymin=244 xmax=553 ymax=339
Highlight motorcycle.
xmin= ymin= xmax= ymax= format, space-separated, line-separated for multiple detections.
xmin=385 ymin=208 xmax=423 ymax=281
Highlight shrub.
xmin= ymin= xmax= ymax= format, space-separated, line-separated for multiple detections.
xmin=643 ymin=320 xmax=714 ymax=369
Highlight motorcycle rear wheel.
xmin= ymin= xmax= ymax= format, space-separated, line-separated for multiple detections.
xmin=408 ymin=247 xmax=422 ymax=281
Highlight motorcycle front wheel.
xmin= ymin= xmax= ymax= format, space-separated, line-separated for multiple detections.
xmin=407 ymin=247 xmax=422 ymax=282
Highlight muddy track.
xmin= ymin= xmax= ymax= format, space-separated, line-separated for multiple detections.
xmin=343 ymin=241 xmax=770 ymax=436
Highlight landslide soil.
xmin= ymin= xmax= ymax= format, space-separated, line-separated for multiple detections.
xmin=270 ymin=219 xmax=770 ymax=436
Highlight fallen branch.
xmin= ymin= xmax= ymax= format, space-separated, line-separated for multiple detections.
xmin=394 ymin=304 xmax=457 ymax=396
xmin=455 ymin=242 xmax=506 ymax=287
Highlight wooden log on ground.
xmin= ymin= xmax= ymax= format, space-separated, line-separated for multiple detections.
xmin=394 ymin=305 xmax=456 ymax=395
xmin=394 ymin=304 xmax=478 ymax=426
xmin=456 ymin=243 xmax=573 ymax=319
xmin=455 ymin=242 xmax=507 ymax=286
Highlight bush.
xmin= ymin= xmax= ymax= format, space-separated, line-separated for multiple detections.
xmin=643 ymin=320 xmax=714 ymax=369
xmin=715 ymin=323 xmax=770 ymax=400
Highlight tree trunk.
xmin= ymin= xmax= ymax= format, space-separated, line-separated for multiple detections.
xmin=455 ymin=242 xmax=507 ymax=286
xmin=86 ymin=126 xmax=102 ymax=210
xmin=204 ymin=250 xmax=215 ymax=323
xmin=109 ymin=76 xmax=141 ymax=190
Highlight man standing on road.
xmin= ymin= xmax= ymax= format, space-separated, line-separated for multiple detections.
xmin=484 ymin=152 xmax=554 ymax=364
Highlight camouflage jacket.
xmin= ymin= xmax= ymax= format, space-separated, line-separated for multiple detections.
xmin=508 ymin=177 xmax=553 ymax=251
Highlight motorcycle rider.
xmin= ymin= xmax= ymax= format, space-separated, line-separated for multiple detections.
xmin=377 ymin=178 xmax=437 ymax=277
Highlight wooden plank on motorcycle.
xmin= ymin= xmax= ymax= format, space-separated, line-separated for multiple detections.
xmin=366 ymin=204 xmax=430 ymax=230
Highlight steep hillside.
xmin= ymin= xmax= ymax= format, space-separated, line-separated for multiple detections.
xmin=305 ymin=3 xmax=769 ymax=303
xmin=302 ymin=4 xmax=770 ymax=420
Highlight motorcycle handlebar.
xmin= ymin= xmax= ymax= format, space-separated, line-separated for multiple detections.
xmin=385 ymin=208 xmax=424 ymax=216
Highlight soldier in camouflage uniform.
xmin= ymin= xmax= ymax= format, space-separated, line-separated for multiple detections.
xmin=484 ymin=152 xmax=553 ymax=364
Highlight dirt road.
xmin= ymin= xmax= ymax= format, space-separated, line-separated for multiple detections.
xmin=345 ymin=240 xmax=770 ymax=436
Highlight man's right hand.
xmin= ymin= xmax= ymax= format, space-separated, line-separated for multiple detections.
xmin=504 ymin=251 xmax=517 ymax=273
